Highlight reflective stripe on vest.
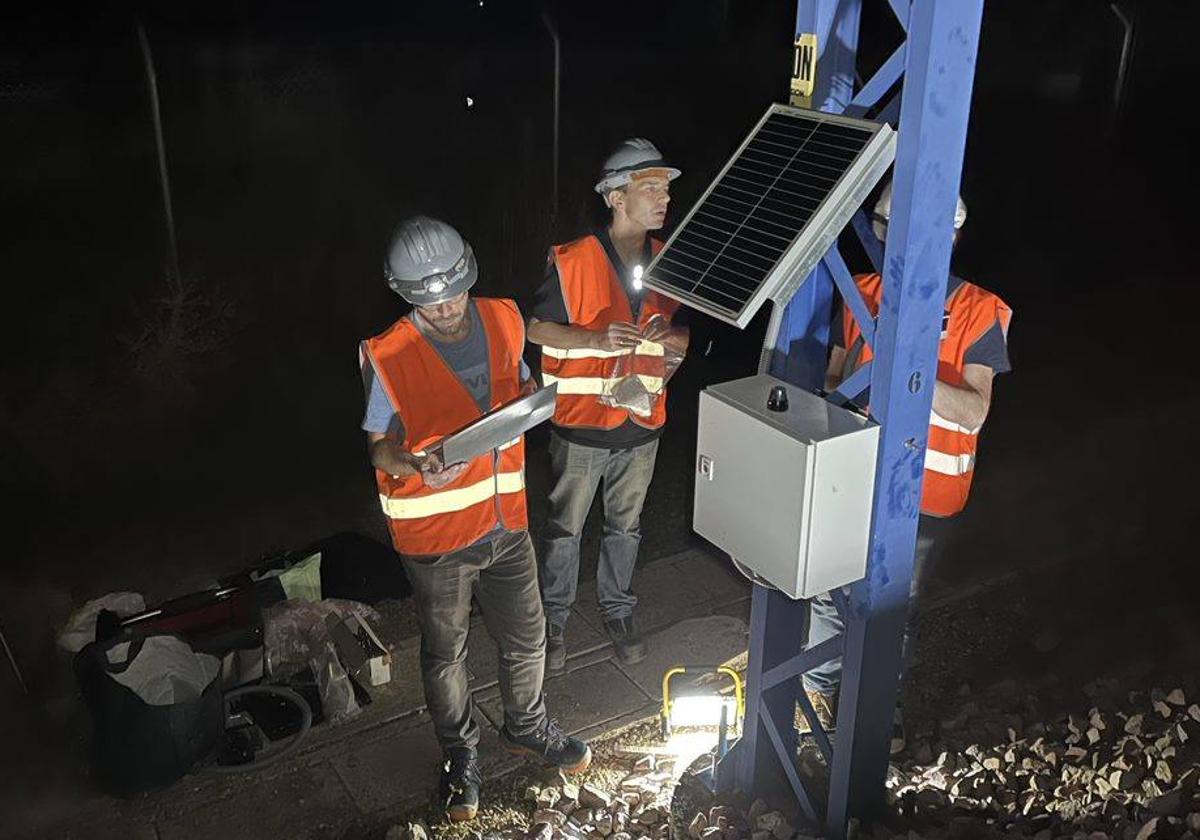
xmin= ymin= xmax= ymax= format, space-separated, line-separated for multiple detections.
xmin=378 ymin=470 xmax=525 ymax=520
xmin=924 ymin=449 xmax=976 ymax=476
xmin=542 ymin=372 xmax=665 ymax=396
xmin=925 ymin=408 xmax=978 ymax=476
xmin=541 ymin=340 xmax=667 ymax=360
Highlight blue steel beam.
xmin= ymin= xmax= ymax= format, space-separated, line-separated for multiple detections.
xmin=877 ymin=91 xmax=902 ymax=126
xmin=761 ymin=705 xmax=820 ymax=823
xmin=760 ymin=634 xmax=845 ymax=691
xmin=770 ymin=0 xmax=864 ymax=389
xmin=738 ymin=0 xmax=866 ymax=824
xmin=850 ymin=209 xmax=885 ymax=274
xmin=735 ymin=585 xmax=806 ymax=792
xmin=824 ymin=245 xmax=876 ymax=348
xmin=886 ymin=0 xmax=910 ymax=30
xmin=847 ymin=43 xmax=905 ymax=115
xmin=830 ymin=360 xmax=872 ymax=405
xmin=825 ymin=0 xmax=984 ymax=832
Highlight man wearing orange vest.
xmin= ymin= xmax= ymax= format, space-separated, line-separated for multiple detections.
xmin=801 ymin=184 xmax=1012 ymax=751
xmin=527 ymin=139 xmax=689 ymax=672
xmin=360 ymin=217 xmax=590 ymax=822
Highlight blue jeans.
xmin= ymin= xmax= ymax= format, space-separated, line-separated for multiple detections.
xmin=539 ymin=431 xmax=660 ymax=629
xmin=802 ymin=515 xmax=947 ymax=695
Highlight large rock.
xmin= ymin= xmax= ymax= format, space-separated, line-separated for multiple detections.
xmin=635 ymin=806 xmax=664 ymax=827
xmin=533 ymin=809 xmax=568 ymax=828
xmin=385 ymin=823 xmax=430 ymax=840
xmin=754 ymin=812 xmax=787 ymax=836
xmin=580 ymin=784 xmax=613 ymax=809
xmin=386 ymin=820 xmax=429 ymax=840
xmin=527 ymin=823 xmax=554 ymax=840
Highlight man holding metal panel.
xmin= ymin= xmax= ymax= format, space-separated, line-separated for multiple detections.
xmin=360 ymin=216 xmax=590 ymax=822
xmin=527 ymin=139 xmax=690 ymax=672
xmin=802 ymin=183 xmax=1013 ymax=750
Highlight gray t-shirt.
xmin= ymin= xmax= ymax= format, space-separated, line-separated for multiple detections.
xmin=361 ymin=302 xmax=529 ymax=438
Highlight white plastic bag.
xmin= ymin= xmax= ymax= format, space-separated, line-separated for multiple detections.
xmin=105 ymin=636 xmax=221 ymax=705
xmin=58 ymin=592 xmax=146 ymax=653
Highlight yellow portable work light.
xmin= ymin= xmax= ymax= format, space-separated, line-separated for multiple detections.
xmin=660 ymin=665 xmax=744 ymax=738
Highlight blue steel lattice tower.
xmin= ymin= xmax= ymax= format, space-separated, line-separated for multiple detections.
xmin=715 ymin=1 xmax=986 ymax=836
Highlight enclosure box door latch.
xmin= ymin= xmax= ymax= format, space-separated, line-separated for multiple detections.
xmin=698 ymin=454 xmax=715 ymax=481
xmin=790 ymin=33 xmax=817 ymax=106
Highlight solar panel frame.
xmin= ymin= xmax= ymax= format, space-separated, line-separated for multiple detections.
xmin=643 ymin=104 xmax=897 ymax=329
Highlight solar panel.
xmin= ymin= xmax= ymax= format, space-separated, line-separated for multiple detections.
xmin=644 ymin=104 xmax=896 ymax=328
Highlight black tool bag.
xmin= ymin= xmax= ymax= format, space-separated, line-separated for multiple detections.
xmin=75 ymin=633 xmax=223 ymax=796
xmin=106 ymin=586 xmax=265 ymax=690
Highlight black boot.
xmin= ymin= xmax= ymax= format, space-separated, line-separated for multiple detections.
xmin=439 ymin=750 xmax=482 ymax=822
xmin=545 ymin=622 xmax=567 ymax=675
xmin=603 ymin=616 xmax=646 ymax=665
xmin=502 ymin=718 xmax=592 ymax=774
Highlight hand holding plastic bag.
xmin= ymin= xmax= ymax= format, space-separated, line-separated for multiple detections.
xmin=599 ymin=314 xmax=684 ymax=417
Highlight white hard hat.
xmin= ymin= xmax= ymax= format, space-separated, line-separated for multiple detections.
xmin=384 ymin=216 xmax=478 ymax=306
xmin=872 ymin=181 xmax=968 ymax=241
xmin=594 ymin=138 xmax=681 ymax=201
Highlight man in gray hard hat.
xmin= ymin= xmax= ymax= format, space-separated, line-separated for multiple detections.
xmin=360 ymin=216 xmax=590 ymax=822
xmin=527 ymin=139 xmax=690 ymax=673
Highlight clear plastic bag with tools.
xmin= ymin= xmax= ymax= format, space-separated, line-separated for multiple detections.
xmin=599 ymin=314 xmax=685 ymax=417
xmin=263 ymin=598 xmax=381 ymax=723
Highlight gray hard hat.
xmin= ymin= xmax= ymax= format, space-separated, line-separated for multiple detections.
xmin=384 ymin=216 xmax=478 ymax=306
xmin=594 ymin=138 xmax=681 ymax=198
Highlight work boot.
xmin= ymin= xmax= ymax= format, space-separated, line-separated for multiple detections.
xmin=439 ymin=750 xmax=482 ymax=822
xmin=545 ymin=622 xmax=567 ymax=676
xmin=603 ymin=616 xmax=646 ymax=665
xmin=502 ymin=718 xmax=592 ymax=774
xmin=794 ymin=689 xmax=837 ymax=734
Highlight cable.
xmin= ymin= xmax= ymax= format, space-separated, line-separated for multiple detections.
xmin=730 ymin=556 xmax=782 ymax=593
xmin=207 ymin=685 xmax=313 ymax=774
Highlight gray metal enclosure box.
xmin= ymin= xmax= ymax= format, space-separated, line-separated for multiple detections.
xmin=694 ymin=375 xmax=880 ymax=599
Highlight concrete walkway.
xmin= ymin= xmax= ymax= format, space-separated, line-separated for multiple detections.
xmin=31 ymin=546 xmax=751 ymax=840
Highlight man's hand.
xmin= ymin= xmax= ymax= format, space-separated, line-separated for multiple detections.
xmin=639 ymin=314 xmax=671 ymax=344
xmin=592 ymin=321 xmax=642 ymax=352
xmin=418 ymin=451 xmax=468 ymax=489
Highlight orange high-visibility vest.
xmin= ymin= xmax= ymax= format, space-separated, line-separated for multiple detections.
xmin=361 ymin=297 xmax=529 ymax=556
xmin=842 ymin=273 xmax=1012 ymax=517
xmin=540 ymin=235 xmax=680 ymax=431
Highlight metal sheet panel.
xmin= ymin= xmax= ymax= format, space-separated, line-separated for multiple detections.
xmin=435 ymin=384 xmax=557 ymax=465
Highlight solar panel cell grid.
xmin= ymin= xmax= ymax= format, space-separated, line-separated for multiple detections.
xmin=646 ymin=106 xmax=882 ymax=322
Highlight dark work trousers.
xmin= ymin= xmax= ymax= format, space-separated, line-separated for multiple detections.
xmin=401 ymin=529 xmax=547 ymax=756
xmin=802 ymin=513 xmax=954 ymax=695
xmin=539 ymin=431 xmax=660 ymax=630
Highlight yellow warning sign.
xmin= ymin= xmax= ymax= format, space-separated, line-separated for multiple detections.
xmin=790 ymin=33 xmax=818 ymax=105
